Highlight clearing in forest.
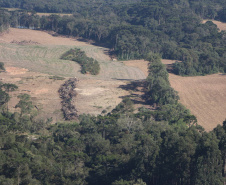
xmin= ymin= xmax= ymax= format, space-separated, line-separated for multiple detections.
xmin=124 ymin=59 xmax=226 ymax=131
xmin=0 ymin=28 xmax=146 ymax=121
xmin=203 ymin=19 xmax=226 ymax=31
xmin=1 ymin=28 xmax=225 ymax=131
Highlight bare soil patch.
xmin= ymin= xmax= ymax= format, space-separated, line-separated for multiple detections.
xmin=74 ymin=79 xmax=131 ymax=115
xmin=0 ymin=65 xmax=65 ymax=123
xmin=203 ymin=19 xmax=226 ymax=31
xmin=169 ymin=73 xmax=226 ymax=131
xmin=0 ymin=28 xmax=89 ymax=46
xmin=124 ymin=59 xmax=226 ymax=131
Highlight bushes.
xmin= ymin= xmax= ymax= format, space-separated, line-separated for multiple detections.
xmin=61 ymin=48 xmax=100 ymax=75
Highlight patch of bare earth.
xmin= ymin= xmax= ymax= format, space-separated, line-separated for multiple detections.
xmin=162 ymin=60 xmax=226 ymax=131
xmin=169 ymin=73 xmax=226 ymax=131
xmin=74 ymin=79 xmax=131 ymax=115
xmin=0 ymin=28 xmax=89 ymax=46
xmin=124 ymin=59 xmax=226 ymax=131
xmin=0 ymin=65 xmax=65 ymax=123
xmin=203 ymin=19 xmax=226 ymax=31
xmin=0 ymin=28 xmax=147 ymax=119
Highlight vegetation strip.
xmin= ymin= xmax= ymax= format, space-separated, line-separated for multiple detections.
xmin=61 ymin=48 xmax=100 ymax=75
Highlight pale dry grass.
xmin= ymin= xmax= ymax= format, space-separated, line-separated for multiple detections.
xmin=0 ymin=28 xmax=89 ymax=46
xmin=0 ymin=28 xmax=147 ymax=118
xmin=36 ymin=13 xmax=73 ymax=17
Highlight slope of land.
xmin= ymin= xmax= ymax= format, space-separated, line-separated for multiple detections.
xmin=124 ymin=59 xmax=226 ymax=131
xmin=0 ymin=28 xmax=146 ymax=120
xmin=1 ymin=28 xmax=225 ymax=130
xmin=203 ymin=19 xmax=226 ymax=31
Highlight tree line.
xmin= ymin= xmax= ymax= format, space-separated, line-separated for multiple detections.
xmin=0 ymin=57 xmax=225 ymax=184
xmin=0 ymin=78 xmax=225 ymax=185
xmin=1 ymin=0 xmax=226 ymax=76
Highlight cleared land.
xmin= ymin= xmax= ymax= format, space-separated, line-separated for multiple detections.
xmin=124 ymin=59 xmax=226 ymax=131
xmin=0 ymin=28 xmax=146 ymax=122
xmin=0 ymin=28 xmax=225 ymax=131
xmin=203 ymin=19 xmax=226 ymax=31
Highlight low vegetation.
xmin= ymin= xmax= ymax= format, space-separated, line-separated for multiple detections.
xmin=58 ymin=78 xmax=78 ymax=120
xmin=61 ymin=48 xmax=100 ymax=75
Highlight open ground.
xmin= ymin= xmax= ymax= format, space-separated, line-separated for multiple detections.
xmin=0 ymin=24 xmax=226 ymax=131
xmin=0 ymin=28 xmax=146 ymax=122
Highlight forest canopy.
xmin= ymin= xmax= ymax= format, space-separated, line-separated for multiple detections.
xmin=1 ymin=0 xmax=226 ymax=76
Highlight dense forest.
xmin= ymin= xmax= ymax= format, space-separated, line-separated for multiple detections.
xmin=0 ymin=0 xmax=226 ymax=184
xmin=1 ymin=0 xmax=226 ymax=75
xmin=0 ymin=65 xmax=225 ymax=184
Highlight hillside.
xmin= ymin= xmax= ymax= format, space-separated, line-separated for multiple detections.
xmin=124 ymin=59 xmax=226 ymax=131
xmin=0 ymin=28 xmax=147 ymax=120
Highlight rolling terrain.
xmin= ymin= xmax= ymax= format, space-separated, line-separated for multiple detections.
xmin=0 ymin=28 xmax=146 ymax=121
xmin=0 ymin=27 xmax=226 ymax=131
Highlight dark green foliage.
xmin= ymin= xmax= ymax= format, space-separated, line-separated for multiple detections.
xmin=0 ymin=62 xmax=5 ymax=72
xmin=61 ymin=48 xmax=100 ymax=75
xmin=145 ymin=53 xmax=179 ymax=105
xmin=0 ymin=101 xmax=225 ymax=184
xmin=1 ymin=0 xmax=225 ymax=75
xmin=0 ymin=9 xmax=10 ymax=32
xmin=48 ymin=75 xmax=65 ymax=80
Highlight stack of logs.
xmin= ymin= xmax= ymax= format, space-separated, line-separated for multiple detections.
xmin=58 ymin=78 xmax=78 ymax=120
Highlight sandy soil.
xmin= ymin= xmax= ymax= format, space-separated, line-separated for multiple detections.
xmin=203 ymin=20 xmax=226 ymax=31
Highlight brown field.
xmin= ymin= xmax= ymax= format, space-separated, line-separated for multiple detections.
xmin=203 ymin=19 xmax=226 ymax=31
xmin=0 ymin=28 xmax=225 ymax=131
xmin=36 ymin=13 xmax=73 ymax=17
xmin=0 ymin=28 xmax=145 ymax=122
xmin=124 ymin=59 xmax=226 ymax=131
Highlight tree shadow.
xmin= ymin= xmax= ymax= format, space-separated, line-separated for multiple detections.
xmin=117 ymin=80 xmax=151 ymax=106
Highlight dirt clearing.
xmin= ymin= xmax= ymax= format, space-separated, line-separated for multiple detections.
xmin=124 ymin=59 xmax=226 ymax=131
xmin=0 ymin=65 xmax=65 ymax=123
xmin=203 ymin=19 xmax=226 ymax=31
xmin=1 ymin=28 xmax=225 ymax=130
xmin=0 ymin=28 xmax=146 ymax=121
